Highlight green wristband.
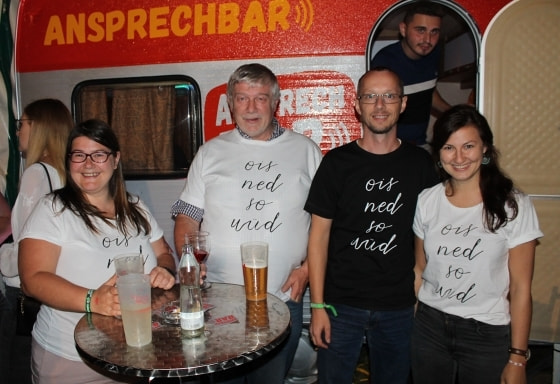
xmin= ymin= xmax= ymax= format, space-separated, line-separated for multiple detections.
xmin=310 ymin=302 xmax=338 ymax=316
xmin=85 ymin=289 xmax=95 ymax=313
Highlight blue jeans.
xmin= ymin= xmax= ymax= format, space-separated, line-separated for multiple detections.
xmin=317 ymin=303 xmax=414 ymax=384
xmin=212 ymin=299 xmax=303 ymax=384
xmin=411 ymin=302 xmax=510 ymax=384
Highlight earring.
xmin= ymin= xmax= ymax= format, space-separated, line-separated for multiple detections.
xmin=437 ymin=161 xmax=443 ymax=168
xmin=482 ymin=156 xmax=490 ymax=165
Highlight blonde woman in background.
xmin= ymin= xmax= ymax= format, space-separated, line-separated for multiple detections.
xmin=0 ymin=98 xmax=72 ymax=384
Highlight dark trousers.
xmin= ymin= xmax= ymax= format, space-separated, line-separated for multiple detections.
xmin=0 ymin=285 xmax=33 ymax=384
xmin=317 ymin=303 xmax=414 ymax=384
xmin=411 ymin=302 xmax=510 ymax=384
xmin=212 ymin=299 xmax=303 ymax=384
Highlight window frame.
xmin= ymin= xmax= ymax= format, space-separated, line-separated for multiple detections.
xmin=71 ymin=75 xmax=203 ymax=180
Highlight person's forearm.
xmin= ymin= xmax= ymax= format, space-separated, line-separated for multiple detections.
xmin=173 ymin=214 xmax=200 ymax=256
xmin=308 ymin=233 xmax=328 ymax=303
xmin=22 ymin=271 xmax=92 ymax=312
xmin=156 ymin=251 xmax=176 ymax=273
xmin=509 ymin=291 xmax=532 ymax=351
xmin=309 ymin=254 xmax=326 ymax=303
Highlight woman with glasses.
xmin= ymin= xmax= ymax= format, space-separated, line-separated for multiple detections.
xmin=0 ymin=99 xmax=72 ymax=383
xmin=411 ymin=105 xmax=542 ymax=383
xmin=18 ymin=119 xmax=177 ymax=383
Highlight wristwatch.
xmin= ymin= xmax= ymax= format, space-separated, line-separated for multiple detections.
xmin=508 ymin=347 xmax=531 ymax=361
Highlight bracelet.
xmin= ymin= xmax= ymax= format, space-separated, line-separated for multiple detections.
xmin=508 ymin=347 xmax=531 ymax=360
xmin=508 ymin=359 xmax=526 ymax=367
xmin=310 ymin=302 xmax=338 ymax=316
xmin=85 ymin=289 xmax=95 ymax=313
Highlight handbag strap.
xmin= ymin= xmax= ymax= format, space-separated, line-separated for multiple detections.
xmin=38 ymin=162 xmax=53 ymax=193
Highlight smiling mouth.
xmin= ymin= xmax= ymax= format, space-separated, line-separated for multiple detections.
xmin=452 ymin=163 xmax=470 ymax=170
xmin=373 ymin=113 xmax=388 ymax=119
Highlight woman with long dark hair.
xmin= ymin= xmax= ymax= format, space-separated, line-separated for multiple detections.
xmin=18 ymin=119 xmax=176 ymax=383
xmin=411 ymin=105 xmax=542 ymax=384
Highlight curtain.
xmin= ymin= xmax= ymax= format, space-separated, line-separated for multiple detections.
xmin=111 ymin=86 xmax=175 ymax=172
xmin=79 ymin=87 xmax=109 ymax=123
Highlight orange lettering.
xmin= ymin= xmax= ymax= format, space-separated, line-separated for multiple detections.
xmin=44 ymin=16 xmax=65 ymax=45
xmin=194 ymin=3 xmax=216 ymax=36
xmin=149 ymin=6 xmax=169 ymax=38
xmin=128 ymin=9 xmax=148 ymax=39
xmin=171 ymin=6 xmax=192 ymax=36
xmin=218 ymin=3 xmax=240 ymax=34
xmin=87 ymin=12 xmax=105 ymax=43
xmin=66 ymin=13 xmax=86 ymax=44
xmin=268 ymin=0 xmax=290 ymax=31
xmin=242 ymin=1 xmax=266 ymax=33
xmin=105 ymin=11 xmax=125 ymax=41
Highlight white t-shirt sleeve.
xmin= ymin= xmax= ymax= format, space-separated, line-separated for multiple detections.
xmin=505 ymin=193 xmax=543 ymax=248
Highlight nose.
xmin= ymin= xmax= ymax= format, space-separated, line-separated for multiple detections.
xmin=455 ymin=149 xmax=466 ymax=162
xmin=246 ymin=98 xmax=258 ymax=111
xmin=427 ymin=34 xmax=436 ymax=45
xmin=374 ymin=96 xmax=385 ymax=107
xmin=83 ymin=156 xmax=96 ymax=166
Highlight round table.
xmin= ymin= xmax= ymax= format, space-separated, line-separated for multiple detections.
xmin=74 ymin=283 xmax=291 ymax=381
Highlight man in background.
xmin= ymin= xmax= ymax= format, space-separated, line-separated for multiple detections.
xmin=371 ymin=0 xmax=451 ymax=148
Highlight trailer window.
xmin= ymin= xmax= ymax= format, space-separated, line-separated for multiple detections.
xmin=72 ymin=76 xmax=202 ymax=179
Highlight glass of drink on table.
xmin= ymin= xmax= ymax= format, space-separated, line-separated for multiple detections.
xmin=114 ymin=253 xmax=144 ymax=278
xmin=116 ymin=274 xmax=152 ymax=347
xmin=185 ymin=231 xmax=211 ymax=289
xmin=240 ymin=241 xmax=268 ymax=301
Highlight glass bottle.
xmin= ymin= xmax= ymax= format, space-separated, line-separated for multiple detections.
xmin=179 ymin=243 xmax=204 ymax=338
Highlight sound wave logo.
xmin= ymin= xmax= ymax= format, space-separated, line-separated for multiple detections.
xmin=294 ymin=0 xmax=314 ymax=32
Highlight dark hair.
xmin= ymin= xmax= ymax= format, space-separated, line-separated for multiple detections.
xmin=55 ymin=119 xmax=151 ymax=236
xmin=431 ymin=105 xmax=518 ymax=232
xmin=403 ymin=1 xmax=444 ymax=24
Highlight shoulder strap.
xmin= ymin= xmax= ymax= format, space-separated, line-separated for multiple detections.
xmin=38 ymin=162 xmax=53 ymax=193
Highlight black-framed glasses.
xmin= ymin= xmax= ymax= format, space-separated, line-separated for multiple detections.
xmin=15 ymin=118 xmax=33 ymax=131
xmin=357 ymin=93 xmax=402 ymax=104
xmin=69 ymin=151 xmax=114 ymax=163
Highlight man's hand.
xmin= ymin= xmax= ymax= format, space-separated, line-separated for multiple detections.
xmin=310 ymin=308 xmax=331 ymax=349
xmin=281 ymin=263 xmax=309 ymax=302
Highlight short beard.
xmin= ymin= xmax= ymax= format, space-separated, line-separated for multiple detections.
xmin=363 ymin=122 xmax=393 ymax=135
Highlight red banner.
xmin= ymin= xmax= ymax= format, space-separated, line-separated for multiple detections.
xmin=16 ymin=0 xmax=509 ymax=72
xmin=204 ymin=70 xmax=362 ymax=152
xmin=16 ymin=0 xmax=385 ymax=72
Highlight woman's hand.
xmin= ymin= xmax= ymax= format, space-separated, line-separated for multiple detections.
xmin=91 ymin=275 xmax=120 ymax=317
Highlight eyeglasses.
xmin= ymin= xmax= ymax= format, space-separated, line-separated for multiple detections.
xmin=69 ymin=151 xmax=114 ymax=163
xmin=234 ymin=94 xmax=271 ymax=106
xmin=357 ymin=93 xmax=402 ymax=104
xmin=15 ymin=119 xmax=33 ymax=131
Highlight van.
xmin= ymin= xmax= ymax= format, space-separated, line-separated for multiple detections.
xmin=3 ymin=0 xmax=559 ymax=381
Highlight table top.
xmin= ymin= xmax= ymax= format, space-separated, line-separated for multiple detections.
xmin=74 ymin=283 xmax=291 ymax=379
